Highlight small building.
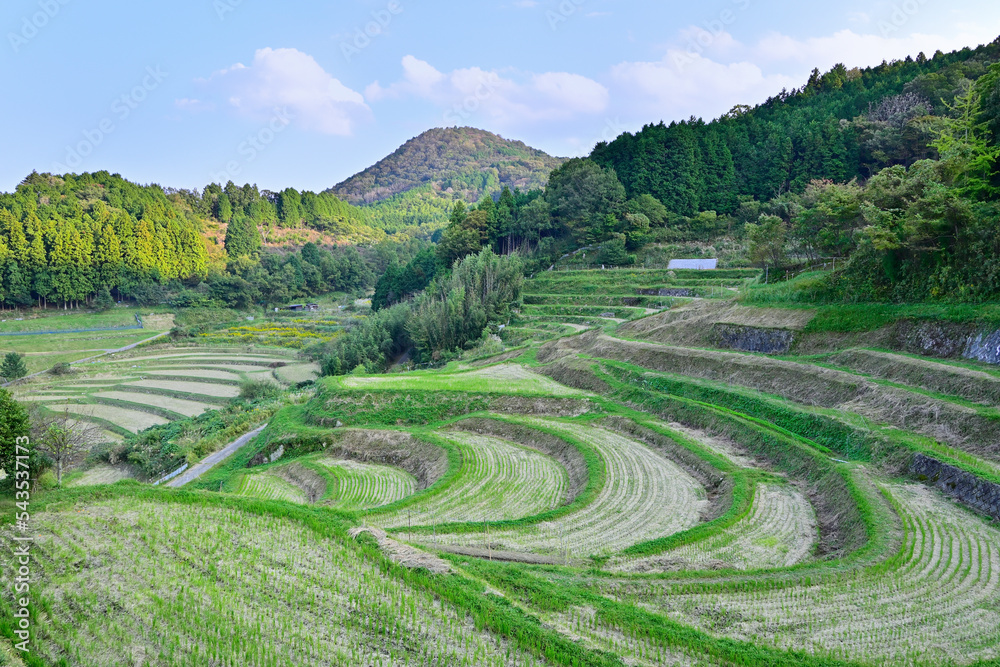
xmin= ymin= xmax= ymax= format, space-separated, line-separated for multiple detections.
xmin=284 ymin=304 xmax=306 ymax=312
xmin=668 ymin=258 xmax=718 ymax=270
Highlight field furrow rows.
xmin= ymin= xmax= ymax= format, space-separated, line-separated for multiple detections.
xmin=635 ymin=484 xmax=1000 ymax=664
xmin=432 ymin=419 xmax=707 ymax=557
xmin=4 ymin=500 xmax=546 ymax=667
xmin=340 ymin=363 xmax=586 ymax=397
xmin=313 ymin=458 xmax=418 ymax=510
xmin=92 ymin=391 xmax=213 ymax=417
xmin=237 ymin=472 xmax=311 ymax=504
xmin=371 ymin=432 xmax=567 ymax=528
xmin=123 ymin=379 xmax=240 ymax=398
xmin=542 ymin=606 xmax=734 ymax=666
xmin=143 ymin=369 xmax=243 ymax=381
xmin=614 ymin=483 xmax=817 ymax=572
xmin=45 ymin=403 xmax=169 ymax=433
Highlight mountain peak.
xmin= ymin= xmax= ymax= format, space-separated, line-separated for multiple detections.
xmin=330 ymin=127 xmax=566 ymax=205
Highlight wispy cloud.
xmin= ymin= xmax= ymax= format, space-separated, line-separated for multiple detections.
xmin=366 ymin=55 xmax=609 ymax=126
xmin=190 ymin=47 xmax=370 ymax=136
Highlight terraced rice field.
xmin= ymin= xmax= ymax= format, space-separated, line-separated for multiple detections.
xmin=339 ymin=363 xmax=586 ymax=397
xmin=826 ymin=348 xmax=1000 ymax=407
xmin=628 ymin=483 xmax=1000 ymax=664
xmin=275 ymin=362 xmax=321 ymax=384
xmin=12 ymin=345 xmax=306 ymax=437
xmin=14 ymin=274 xmax=1000 ymax=667
xmin=92 ymin=391 xmax=214 ymax=417
xmin=68 ymin=464 xmax=135 ymax=486
xmin=541 ymin=606 xmax=733 ymax=667
xmin=615 ymin=483 xmax=817 ymax=572
xmin=236 ymin=471 xmax=310 ymax=504
xmin=0 ymin=312 xmax=173 ymax=373
xmin=372 ymin=432 xmax=568 ymax=529
xmin=47 ymin=403 xmax=169 ymax=433
xmin=314 ymin=458 xmax=418 ymax=510
xmin=234 ymin=456 xmax=420 ymax=510
xmin=123 ymin=379 xmax=241 ymax=398
xmin=4 ymin=498 xmax=549 ymax=667
xmin=143 ymin=369 xmax=242 ymax=381
xmin=431 ymin=420 xmax=707 ymax=558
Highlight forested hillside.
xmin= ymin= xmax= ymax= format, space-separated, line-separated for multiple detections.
xmin=420 ymin=39 xmax=1000 ymax=303
xmin=171 ymin=180 xmax=389 ymax=245
xmin=591 ymin=40 xmax=1000 ymax=215
xmin=584 ymin=40 xmax=1000 ymax=302
xmin=0 ymin=173 xmax=419 ymax=308
xmin=0 ymin=172 xmax=209 ymax=308
xmin=3 ymin=41 xmax=998 ymax=312
xmin=330 ymin=127 xmax=566 ymax=205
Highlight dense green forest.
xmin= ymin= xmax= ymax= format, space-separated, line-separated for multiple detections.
xmin=315 ymin=248 xmax=522 ymax=374
xmin=577 ymin=40 xmax=1000 ymax=301
xmin=592 ymin=41 xmax=1000 ymax=213
xmin=0 ymin=172 xmax=209 ymax=309
xmin=0 ymin=173 xmax=439 ymax=309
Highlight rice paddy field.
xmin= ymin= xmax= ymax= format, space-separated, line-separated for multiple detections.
xmin=337 ymin=363 xmax=587 ymax=397
xmin=5 ymin=268 xmax=1000 ymax=667
xmin=10 ymin=345 xmax=317 ymax=438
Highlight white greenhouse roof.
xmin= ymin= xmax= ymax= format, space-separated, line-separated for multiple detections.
xmin=668 ymin=259 xmax=718 ymax=270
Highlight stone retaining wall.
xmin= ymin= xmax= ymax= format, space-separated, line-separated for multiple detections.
xmin=911 ymin=453 xmax=1000 ymax=520
xmin=712 ymin=323 xmax=796 ymax=355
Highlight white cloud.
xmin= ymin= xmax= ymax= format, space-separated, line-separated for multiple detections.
xmin=532 ymin=72 xmax=609 ymax=114
xmin=606 ymin=22 xmax=1000 ymax=127
xmin=366 ymin=56 xmax=609 ymax=128
xmin=193 ymin=47 xmax=370 ymax=136
xmin=753 ymin=28 xmax=999 ymax=71
xmin=174 ymin=98 xmax=214 ymax=112
xmin=609 ymin=49 xmax=798 ymax=122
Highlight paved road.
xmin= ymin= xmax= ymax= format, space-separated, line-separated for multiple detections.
xmin=166 ymin=425 xmax=268 ymax=488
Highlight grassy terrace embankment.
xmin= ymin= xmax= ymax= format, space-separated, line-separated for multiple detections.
xmin=8 ymin=269 xmax=1000 ymax=667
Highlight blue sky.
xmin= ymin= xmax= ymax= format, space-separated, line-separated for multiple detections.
xmin=1 ymin=0 xmax=999 ymax=193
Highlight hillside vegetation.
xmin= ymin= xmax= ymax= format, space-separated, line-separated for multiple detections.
xmin=330 ymin=127 xmax=566 ymax=205
xmin=3 ymin=36 xmax=1000 ymax=667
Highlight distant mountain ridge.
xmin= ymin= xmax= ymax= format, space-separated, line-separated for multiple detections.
xmin=330 ymin=127 xmax=566 ymax=205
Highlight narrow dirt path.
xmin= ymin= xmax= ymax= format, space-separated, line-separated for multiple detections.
xmin=166 ymin=425 xmax=267 ymax=488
